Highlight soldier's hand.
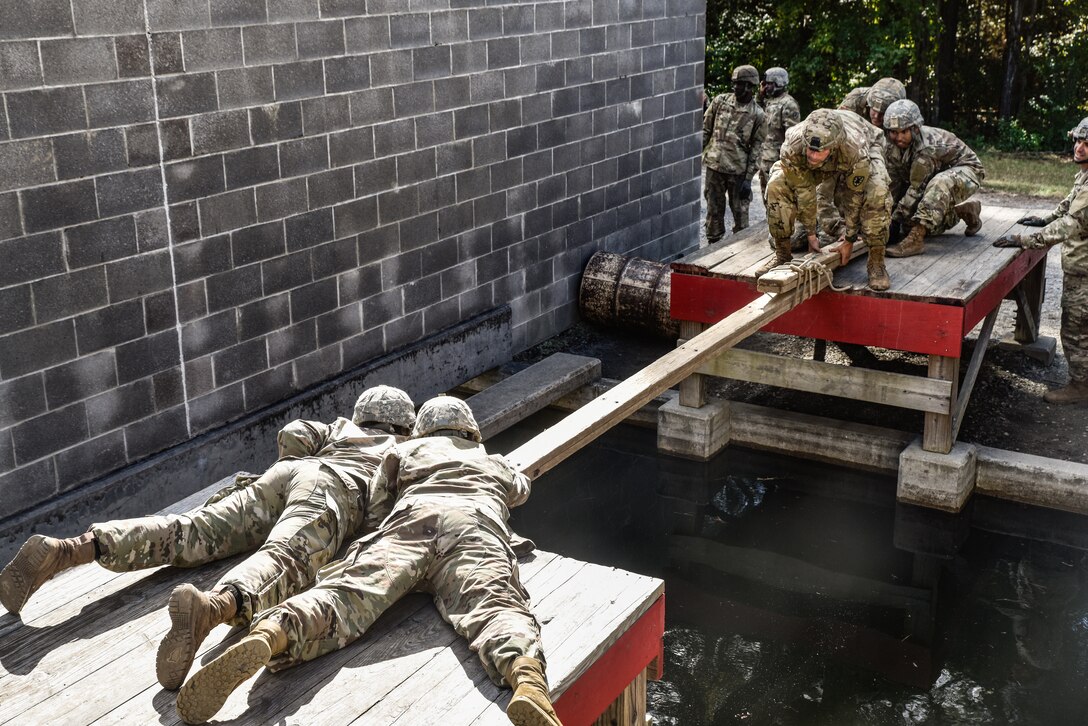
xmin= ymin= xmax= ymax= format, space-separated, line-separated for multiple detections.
xmin=993 ymin=235 xmax=1024 ymax=248
xmin=1017 ymin=215 xmax=1048 ymax=227
xmin=739 ymin=178 xmax=753 ymax=201
xmin=807 ymin=233 xmax=821 ymax=254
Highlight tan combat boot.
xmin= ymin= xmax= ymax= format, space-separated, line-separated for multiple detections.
xmin=955 ymin=200 xmax=983 ymax=236
xmin=1043 ymin=382 xmax=1088 ymax=405
xmin=866 ymin=245 xmax=891 ymax=291
xmin=176 ymin=619 xmax=288 ymax=724
xmin=0 ymin=532 xmax=95 ymax=614
xmin=506 ymin=656 xmax=563 ymax=726
xmin=754 ymin=237 xmax=794 ymax=277
xmin=157 ymin=584 xmax=239 ymax=689
xmin=886 ymin=225 xmax=926 ymax=258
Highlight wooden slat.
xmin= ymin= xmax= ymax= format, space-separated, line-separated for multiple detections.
xmin=697 ymin=348 xmax=953 ymax=414
xmin=754 ymin=240 xmax=866 ymax=293
xmin=922 ymin=354 xmax=960 ymax=453
xmin=951 ymin=307 xmax=999 ymax=441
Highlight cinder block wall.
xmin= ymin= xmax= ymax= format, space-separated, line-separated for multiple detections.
xmin=0 ymin=0 xmax=704 ymax=519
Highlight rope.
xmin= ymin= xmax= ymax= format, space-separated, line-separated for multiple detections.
xmin=772 ymin=252 xmax=851 ymax=306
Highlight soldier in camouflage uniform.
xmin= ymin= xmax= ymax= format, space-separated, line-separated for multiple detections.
xmin=0 ymin=385 xmax=415 ymax=690
xmin=702 ymin=64 xmax=768 ymax=242
xmin=994 ymin=117 xmax=1088 ymax=405
xmin=881 ymin=100 xmax=985 ymax=258
xmin=175 ymin=396 xmax=560 ymax=726
xmin=763 ymin=108 xmax=893 ymax=290
xmin=838 ymin=77 xmax=906 ymax=126
xmin=757 ymin=67 xmax=802 ymax=203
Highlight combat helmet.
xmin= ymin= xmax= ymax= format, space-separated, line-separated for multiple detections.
xmin=731 ymin=65 xmax=759 ymax=85
xmin=1070 ymin=117 xmax=1088 ymax=141
xmin=352 ymin=385 xmax=416 ymax=433
xmin=764 ymin=67 xmax=789 ymax=88
xmin=883 ymin=99 xmax=924 ymax=130
xmin=802 ymin=109 xmax=844 ymax=151
xmin=412 ymin=395 xmax=482 ymax=442
xmin=866 ymin=77 xmax=906 ymax=114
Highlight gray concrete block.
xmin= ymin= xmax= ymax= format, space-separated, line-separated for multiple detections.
xmin=0 ymin=0 xmax=73 ymax=40
xmin=146 ymin=0 xmax=210 ymax=31
xmin=55 ymin=431 xmax=129 ymax=488
xmin=150 ymin=32 xmax=183 ymax=74
xmin=897 ymin=439 xmax=978 ymax=512
xmin=397 ymin=148 xmax=436 ymax=186
xmin=325 ymin=56 xmax=370 ymax=93
xmin=173 ymin=234 xmax=232 ymax=282
xmin=657 ymin=396 xmax=730 ymax=460
xmin=75 ymin=299 xmax=146 ymax=354
xmin=373 ymin=118 xmax=416 ymax=157
xmin=157 ymin=73 xmax=219 ymax=118
xmin=292 ymin=343 xmax=342 ymax=390
xmin=0 ymin=319 xmax=77 ymax=379
xmin=0 ymin=139 xmax=55 ymax=193
xmin=403 ymin=273 xmax=441 ymax=313
xmin=225 ymin=146 xmax=280 ymax=189
xmin=211 ymin=0 xmax=266 ymax=25
xmin=239 ymin=293 xmax=291 ymax=340
xmin=175 ymin=279 xmax=208 ymax=321
xmin=242 ymin=24 xmax=298 ymax=66
xmin=134 ymin=207 xmax=169 ymax=253
xmin=394 ymin=81 xmax=436 ymax=118
xmin=285 ymin=208 xmax=334 ymax=251
xmin=243 ymin=363 xmax=295 ymax=411
xmin=280 ymin=136 xmax=329 ymax=177
xmin=370 ymin=49 xmax=414 ymax=87
xmin=452 ymin=42 xmax=487 ymax=75
xmin=333 ymin=197 xmax=378 ymax=237
xmin=0 ymin=284 xmax=33 ymax=336
xmin=0 ymin=374 xmax=47 ymax=430
xmin=317 ymin=304 xmax=363 ymax=347
xmin=85 ymin=79 xmax=156 ymax=128
xmin=382 ymin=311 xmax=423 ymax=351
xmin=318 ymin=0 xmax=369 ymax=17
xmin=251 ymin=102 xmax=304 ymax=143
xmin=218 ymin=65 xmax=276 ymax=109
xmin=190 ymin=109 xmax=251 ymax=155
xmin=345 ymin=16 xmax=390 ymax=52
xmin=8 ymin=87 xmax=86 ymax=139
xmin=21 ymin=181 xmax=96 ymax=234
xmin=181 ymin=309 xmax=239 ymax=359
xmin=269 ymin=0 xmax=320 ymax=22
xmin=182 ymin=28 xmax=243 ymax=72
xmin=306 ymin=167 xmax=354 ymax=209
xmin=13 ymin=404 xmax=88 ymax=464
xmin=391 ymin=14 xmax=430 ymax=48
xmin=0 ymin=41 xmax=43 ymax=91
xmin=125 ymin=124 xmax=161 ymax=168
xmin=145 ymin=292 xmax=179 ymax=333
xmin=431 ymin=11 xmax=468 ymax=45
xmin=255 ymin=175 xmax=308 ymax=221
xmin=416 ymin=174 xmax=456 ymax=213
xmin=274 ymin=60 xmax=325 ymax=102
xmin=200 ymin=188 xmax=258 ymax=235
xmin=232 ymin=220 xmax=286 ymax=264
xmin=468 ymin=7 xmax=502 ymax=39
xmin=262 ymin=249 xmax=313 ymax=294
xmin=298 ymin=20 xmax=346 ymax=59
xmin=96 ymin=168 xmax=164 ymax=216
xmin=412 ymin=46 xmax=451 ymax=81
xmin=470 ymin=70 xmax=504 ymax=104
xmin=434 ymin=76 xmax=470 ymax=112
xmin=64 ymin=217 xmax=137 ymax=270
xmin=188 ymin=381 xmax=245 ymax=434
xmin=166 ymin=156 xmax=226 ymax=203
xmin=106 ymin=250 xmax=174 ymax=302
xmin=338 ymin=262 xmax=382 ymax=306
xmin=301 ymin=95 xmax=350 ymax=135
xmin=33 ymin=267 xmax=109 ymax=324
xmin=206 ymin=264 xmax=262 ymax=312
xmin=86 ymin=378 xmax=155 ymax=436
xmin=520 ymin=35 xmax=550 ymax=65
xmin=124 ymin=405 xmax=188 ymax=460
xmin=268 ymin=320 xmax=317 ymax=365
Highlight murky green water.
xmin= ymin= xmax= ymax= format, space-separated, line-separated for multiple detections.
xmin=497 ymin=418 xmax=1088 ymax=726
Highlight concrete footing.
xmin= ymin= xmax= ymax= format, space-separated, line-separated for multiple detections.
xmin=896 ymin=440 xmax=978 ymax=512
xmin=656 ymin=397 xmax=730 ymax=460
xmin=997 ymin=335 xmax=1057 ymax=365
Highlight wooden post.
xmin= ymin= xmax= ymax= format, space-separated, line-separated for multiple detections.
xmin=592 ymin=668 xmax=648 ymax=726
xmin=922 ymin=354 xmax=960 ymax=454
xmin=1013 ymin=256 xmax=1046 ymax=345
xmin=678 ymin=321 xmax=707 ymax=408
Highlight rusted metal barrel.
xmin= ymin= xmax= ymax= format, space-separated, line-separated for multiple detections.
xmin=579 ymin=251 xmax=678 ymax=338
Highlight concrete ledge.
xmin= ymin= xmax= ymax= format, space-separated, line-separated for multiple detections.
xmin=897 ymin=440 xmax=978 ymax=512
xmin=657 ymin=397 xmax=730 ymax=460
xmin=976 ymin=445 xmax=1088 ymax=513
xmin=0 ymin=308 xmax=512 ymax=564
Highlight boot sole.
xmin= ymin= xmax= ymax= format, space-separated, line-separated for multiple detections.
xmin=885 ymin=247 xmax=923 ymax=258
xmin=157 ymin=584 xmax=203 ymax=690
xmin=176 ymin=639 xmax=269 ymax=724
xmin=0 ymin=535 xmax=50 ymax=615
xmin=508 ymin=696 xmax=563 ymax=726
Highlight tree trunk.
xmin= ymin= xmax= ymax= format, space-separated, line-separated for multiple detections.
xmin=999 ymin=0 xmax=1026 ymax=118
xmin=934 ymin=0 xmax=961 ymax=124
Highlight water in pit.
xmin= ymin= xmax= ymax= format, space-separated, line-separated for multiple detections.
xmin=493 ymin=416 xmax=1088 ymax=726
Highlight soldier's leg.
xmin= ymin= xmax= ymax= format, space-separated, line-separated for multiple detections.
xmin=914 ymin=168 xmax=982 ymax=235
xmin=732 ymin=177 xmax=751 ymax=233
xmin=757 ymin=164 xmax=798 ymax=275
xmin=704 ymin=168 xmax=729 ymax=243
xmin=1046 ymin=273 xmax=1088 ymax=404
xmin=860 ymin=168 xmax=893 ymax=291
xmin=818 ymin=177 xmax=844 ymax=243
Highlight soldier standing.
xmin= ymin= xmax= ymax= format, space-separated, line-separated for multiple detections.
xmin=0 ymin=386 xmax=415 ymax=690
xmin=175 ymin=396 xmax=562 ymax=726
xmin=757 ymin=67 xmax=802 ymax=203
xmin=702 ymin=64 xmax=768 ymax=242
xmin=762 ymin=108 xmax=893 ymax=290
xmin=882 ymin=99 xmax=985 ymax=257
xmin=994 ymin=117 xmax=1088 ymax=404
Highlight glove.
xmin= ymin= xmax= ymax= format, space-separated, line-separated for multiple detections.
xmin=1017 ymin=214 xmax=1048 ymax=227
xmin=993 ymin=235 xmax=1024 ymax=248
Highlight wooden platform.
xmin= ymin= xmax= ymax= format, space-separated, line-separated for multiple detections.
xmin=669 ymin=204 xmax=1050 ymax=455
xmin=0 ymin=480 xmax=664 ymax=725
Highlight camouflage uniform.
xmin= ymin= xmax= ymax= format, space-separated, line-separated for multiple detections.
xmin=92 ymin=418 xmax=397 ymax=623
xmin=767 ymin=110 xmax=891 ymax=250
xmin=1013 ymin=168 xmax=1088 ymax=385
xmin=838 ymin=86 xmax=871 ymax=118
xmin=253 ymin=434 xmax=542 ymax=687
xmin=883 ymin=125 xmax=985 ymax=234
xmin=758 ymin=91 xmax=801 ymax=201
xmin=702 ymin=92 xmax=768 ymax=240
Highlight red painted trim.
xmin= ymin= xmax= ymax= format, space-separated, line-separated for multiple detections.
xmin=670 ymin=274 xmax=965 ymax=357
xmin=553 ymin=594 xmax=666 ymax=726
xmin=962 ymin=249 xmax=1048 ymax=335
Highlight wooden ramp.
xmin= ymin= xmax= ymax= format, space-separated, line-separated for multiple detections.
xmin=0 ymin=480 xmax=664 ymax=725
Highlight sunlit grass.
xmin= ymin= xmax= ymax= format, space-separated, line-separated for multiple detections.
xmin=978 ymin=151 xmax=1076 ymax=199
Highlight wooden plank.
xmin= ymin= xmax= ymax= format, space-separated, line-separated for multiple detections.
xmin=1013 ymin=255 xmax=1047 ymax=344
xmin=506 ymin=286 xmax=808 ymax=479
xmin=670 ymin=224 xmax=766 ymax=276
xmin=922 ymin=354 xmax=959 ymax=453
xmin=951 ymin=308 xmax=998 ymax=441
xmin=592 ymin=667 xmax=648 ymax=726
xmin=754 ymin=240 xmax=866 ymax=294
xmin=697 ymin=348 xmax=953 ymax=414
xmin=466 ymin=353 xmax=602 ymax=441
xmin=961 ymin=246 xmax=1048 ymax=335
xmin=677 ymin=321 xmax=706 ymax=407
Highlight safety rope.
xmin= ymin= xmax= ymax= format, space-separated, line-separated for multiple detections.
xmin=776 ymin=252 xmax=850 ymax=305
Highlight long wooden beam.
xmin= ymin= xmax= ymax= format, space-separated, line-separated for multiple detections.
xmin=506 ymin=245 xmax=861 ymax=479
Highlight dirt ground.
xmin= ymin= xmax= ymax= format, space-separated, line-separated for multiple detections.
xmin=517 ymin=188 xmax=1088 ymax=465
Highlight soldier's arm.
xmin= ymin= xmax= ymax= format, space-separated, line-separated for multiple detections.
xmin=1031 ymin=193 xmax=1088 ymax=248
xmin=895 ymin=156 xmax=935 ymax=221
xmin=840 ymin=160 xmax=871 ymax=238
xmin=745 ymin=113 xmax=769 ymax=180
xmin=702 ymin=96 xmax=719 ymax=149
xmin=276 ymin=420 xmax=329 ymax=458
xmin=782 ymin=98 xmax=801 ymax=130
xmin=499 ymin=456 xmax=532 ymax=508
xmin=789 ymin=166 xmax=820 ymax=235
xmin=1048 ymin=183 xmax=1078 ymax=222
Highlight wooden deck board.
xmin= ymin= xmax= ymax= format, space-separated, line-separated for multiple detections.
xmin=0 ymin=480 xmax=662 ymax=726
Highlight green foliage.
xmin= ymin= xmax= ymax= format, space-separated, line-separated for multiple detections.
xmin=991 ymin=119 xmax=1043 ymax=152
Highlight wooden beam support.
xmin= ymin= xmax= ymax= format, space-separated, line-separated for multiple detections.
xmin=697 ymin=348 xmax=953 ymax=414
xmin=951 ymin=308 xmax=998 ymax=442
xmin=922 ymin=354 xmax=960 ymax=454
xmin=1013 ymin=255 xmax=1046 ymax=345
xmin=677 ymin=321 xmax=707 ymax=408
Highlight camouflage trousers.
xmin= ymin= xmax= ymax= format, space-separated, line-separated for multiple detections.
xmin=908 ymin=166 xmax=982 ymax=234
xmin=1062 ymin=273 xmax=1088 ymax=385
xmin=255 ymin=504 xmax=544 ymax=687
xmin=766 ymin=161 xmax=891 ymax=248
xmin=757 ymin=158 xmax=777 ymax=204
xmin=704 ymin=167 xmax=750 ymax=241
xmin=91 ymin=459 xmax=360 ymax=624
